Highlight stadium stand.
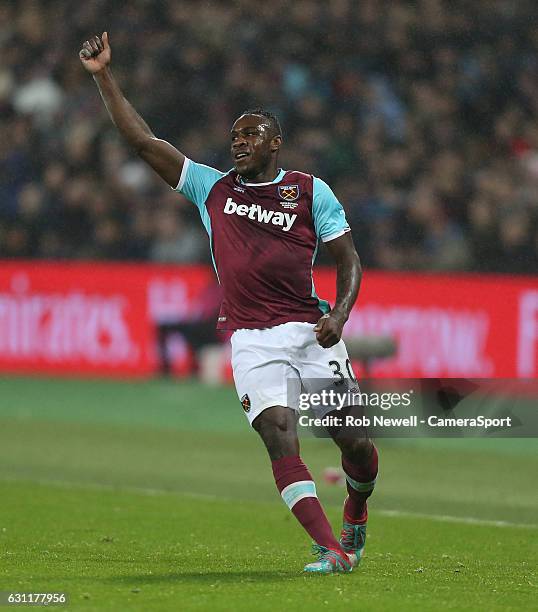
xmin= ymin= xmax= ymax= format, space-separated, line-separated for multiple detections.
xmin=1 ymin=0 xmax=537 ymax=273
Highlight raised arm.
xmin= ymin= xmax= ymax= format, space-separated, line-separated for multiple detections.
xmin=314 ymin=232 xmax=362 ymax=348
xmin=79 ymin=32 xmax=184 ymax=188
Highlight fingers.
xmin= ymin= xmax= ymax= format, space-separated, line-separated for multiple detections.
xmin=315 ymin=316 xmax=341 ymax=348
xmin=102 ymin=31 xmax=109 ymax=48
xmin=80 ymin=41 xmax=93 ymax=60
xmin=89 ymin=35 xmax=103 ymax=54
xmin=317 ymin=330 xmax=338 ymax=348
xmin=79 ymin=42 xmax=93 ymax=61
xmin=316 ymin=324 xmax=332 ymax=347
xmin=314 ymin=314 xmax=329 ymax=332
xmin=80 ymin=36 xmax=104 ymax=60
xmin=316 ymin=332 xmax=333 ymax=346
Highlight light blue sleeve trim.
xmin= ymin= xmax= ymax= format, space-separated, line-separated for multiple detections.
xmin=174 ymin=158 xmax=225 ymax=217
xmin=312 ymin=176 xmax=350 ymax=242
xmin=173 ymin=158 xmax=223 ymax=282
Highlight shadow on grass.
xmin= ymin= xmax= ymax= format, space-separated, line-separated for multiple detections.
xmin=106 ymin=570 xmax=302 ymax=584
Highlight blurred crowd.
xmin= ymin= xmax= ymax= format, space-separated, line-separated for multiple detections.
xmin=1 ymin=0 xmax=538 ymax=273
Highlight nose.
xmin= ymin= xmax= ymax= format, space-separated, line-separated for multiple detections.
xmin=232 ymin=135 xmax=247 ymax=150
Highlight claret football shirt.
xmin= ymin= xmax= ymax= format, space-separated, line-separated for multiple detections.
xmin=175 ymin=159 xmax=350 ymax=330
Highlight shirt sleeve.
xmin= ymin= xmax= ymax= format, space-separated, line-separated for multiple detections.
xmin=174 ymin=158 xmax=225 ymax=209
xmin=312 ymin=177 xmax=351 ymax=242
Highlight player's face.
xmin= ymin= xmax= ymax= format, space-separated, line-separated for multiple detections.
xmin=230 ymin=115 xmax=278 ymax=178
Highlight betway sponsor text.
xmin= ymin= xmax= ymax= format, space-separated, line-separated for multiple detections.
xmin=223 ymin=197 xmax=297 ymax=232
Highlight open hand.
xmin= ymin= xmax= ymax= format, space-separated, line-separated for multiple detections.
xmin=79 ymin=32 xmax=111 ymax=74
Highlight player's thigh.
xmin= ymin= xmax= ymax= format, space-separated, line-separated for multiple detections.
xmin=293 ymin=324 xmax=359 ymax=417
xmin=295 ymin=326 xmax=357 ymax=389
xmin=231 ymin=330 xmax=301 ymax=427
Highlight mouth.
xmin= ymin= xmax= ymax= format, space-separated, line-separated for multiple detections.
xmin=234 ymin=151 xmax=250 ymax=161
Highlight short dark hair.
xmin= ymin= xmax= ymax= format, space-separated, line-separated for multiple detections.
xmin=240 ymin=107 xmax=282 ymax=137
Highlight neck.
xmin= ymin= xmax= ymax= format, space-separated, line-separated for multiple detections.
xmin=240 ymin=163 xmax=280 ymax=184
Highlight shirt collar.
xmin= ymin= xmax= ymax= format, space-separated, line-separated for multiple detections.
xmin=238 ymin=169 xmax=286 ymax=186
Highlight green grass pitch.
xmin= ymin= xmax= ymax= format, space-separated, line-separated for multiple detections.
xmin=0 ymin=377 xmax=536 ymax=611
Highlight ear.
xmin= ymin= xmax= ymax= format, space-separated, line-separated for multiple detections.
xmin=271 ymin=134 xmax=282 ymax=153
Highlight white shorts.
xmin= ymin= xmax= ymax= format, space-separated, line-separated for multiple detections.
xmin=231 ymin=321 xmax=358 ymax=425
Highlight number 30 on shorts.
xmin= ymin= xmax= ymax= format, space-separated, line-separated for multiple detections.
xmin=329 ymin=359 xmax=356 ymax=385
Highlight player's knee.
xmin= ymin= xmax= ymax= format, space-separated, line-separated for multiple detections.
xmin=336 ymin=436 xmax=372 ymax=463
xmin=253 ymin=405 xmax=295 ymax=435
xmin=253 ymin=406 xmax=298 ymax=459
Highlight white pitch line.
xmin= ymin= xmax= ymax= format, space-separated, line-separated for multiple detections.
xmin=3 ymin=476 xmax=537 ymax=530
xmin=376 ymin=509 xmax=538 ymax=529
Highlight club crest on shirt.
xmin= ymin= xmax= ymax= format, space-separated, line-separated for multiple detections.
xmin=241 ymin=394 xmax=251 ymax=413
xmin=278 ymin=184 xmax=300 ymax=202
